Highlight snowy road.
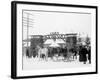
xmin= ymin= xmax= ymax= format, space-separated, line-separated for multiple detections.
xmin=23 ymin=56 xmax=91 ymax=70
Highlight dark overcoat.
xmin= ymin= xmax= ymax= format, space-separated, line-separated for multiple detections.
xmin=79 ymin=47 xmax=87 ymax=62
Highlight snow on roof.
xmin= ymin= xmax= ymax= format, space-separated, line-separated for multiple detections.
xmin=44 ymin=39 xmax=55 ymax=44
xmin=55 ymin=39 xmax=66 ymax=44
xmin=49 ymin=41 xmax=60 ymax=47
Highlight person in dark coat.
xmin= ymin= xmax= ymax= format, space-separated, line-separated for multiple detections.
xmin=26 ymin=48 xmax=29 ymax=58
xmin=79 ymin=46 xmax=88 ymax=64
xmin=62 ymin=47 xmax=67 ymax=60
xmin=87 ymin=46 xmax=91 ymax=64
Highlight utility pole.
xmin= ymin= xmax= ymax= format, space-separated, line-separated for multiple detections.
xmin=27 ymin=14 xmax=29 ymax=47
xmin=23 ymin=12 xmax=33 ymax=48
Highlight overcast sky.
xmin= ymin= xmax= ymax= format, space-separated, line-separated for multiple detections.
xmin=23 ymin=10 xmax=91 ymax=40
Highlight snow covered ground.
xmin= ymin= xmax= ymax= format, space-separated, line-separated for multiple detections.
xmin=23 ymin=56 xmax=91 ymax=70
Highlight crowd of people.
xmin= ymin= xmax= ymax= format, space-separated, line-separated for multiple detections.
xmin=25 ymin=45 xmax=91 ymax=64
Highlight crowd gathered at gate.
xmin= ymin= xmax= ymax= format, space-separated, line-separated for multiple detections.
xmin=25 ymin=45 xmax=91 ymax=64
